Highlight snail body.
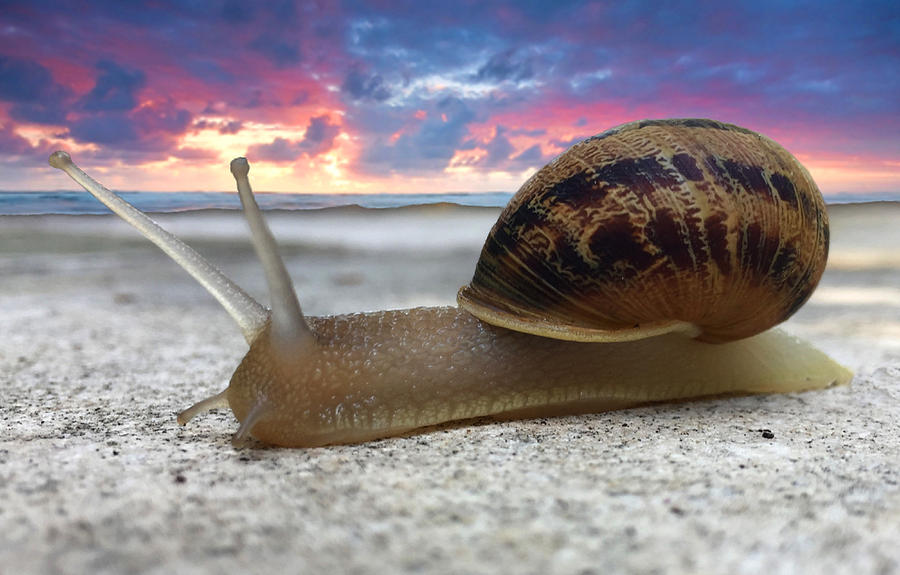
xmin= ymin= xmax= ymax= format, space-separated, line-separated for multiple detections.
xmin=218 ymin=308 xmax=845 ymax=447
xmin=49 ymin=119 xmax=851 ymax=448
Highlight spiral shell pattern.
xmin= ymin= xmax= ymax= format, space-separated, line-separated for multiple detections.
xmin=457 ymin=118 xmax=829 ymax=343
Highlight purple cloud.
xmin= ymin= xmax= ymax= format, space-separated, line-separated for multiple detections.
xmin=342 ymin=64 xmax=392 ymax=102
xmin=69 ymin=84 xmax=193 ymax=153
xmin=78 ymin=60 xmax=145 ymax=112
xmin=247 ymin=114 xmax=340 ymax=163
xmin=356 ymin=96 xmax=480 ymax=174
xmin=0 ymin=122 xmax=59 ymax=167
xmin=249 ymin=35 xmax=302 ymax=68
xmin=473 ymin=49 xmax=535 ymax=83
xmin=69 ymin=112 xmax=139 ymax=145
xmin=0 ymin=56 xmax=72 ymax=124
xmin=0 ymin=123 xmax=38 ymax=155
xmin=193 ymin=119 xmax=243 ymax=134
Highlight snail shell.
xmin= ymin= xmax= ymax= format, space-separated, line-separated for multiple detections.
xmin=458 ymin=118 xmax=829 ymax=343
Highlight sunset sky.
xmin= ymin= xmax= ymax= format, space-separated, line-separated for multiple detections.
xmin=1 ymin=1 xmax=898 ymax=196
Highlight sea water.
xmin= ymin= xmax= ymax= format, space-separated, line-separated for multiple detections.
xmin=0 ymin=191 xmax=516 ymax=215
xmin=2 ymin=190 xmax=899 ymax=216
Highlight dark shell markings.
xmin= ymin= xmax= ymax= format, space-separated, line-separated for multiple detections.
xmin=458 ymin=118 xmax=829 ymax=343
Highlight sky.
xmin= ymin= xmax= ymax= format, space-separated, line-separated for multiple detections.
xmin=1 ymin=0 xmax=898 ymax=196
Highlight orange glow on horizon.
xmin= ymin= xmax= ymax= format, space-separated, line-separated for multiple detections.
xmin=11 ymin=112 xmax=900 ymax=197
xmin=803 ymin=156 xmax=900 ymax=196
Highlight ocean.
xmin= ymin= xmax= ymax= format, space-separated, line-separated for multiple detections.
xmin=1 ymin=190 xmax=899 ymax=216
xmin=0 ymin=191 xmax=515 ymax=215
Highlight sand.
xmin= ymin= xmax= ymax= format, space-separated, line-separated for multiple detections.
xmin=1 ymin=203 xmax=899 ymax=574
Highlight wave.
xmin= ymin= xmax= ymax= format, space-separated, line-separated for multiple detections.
xmin=0 ymin=191 xmax=515 ymax=215
xmin=3 ymin=189 xmax=900 ymax=216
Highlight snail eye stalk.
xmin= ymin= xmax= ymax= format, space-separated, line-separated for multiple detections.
xmin=230 ymin=158 xmax=316 ymax=354
xmin=47 ymin=151 xmax=268 ymax=343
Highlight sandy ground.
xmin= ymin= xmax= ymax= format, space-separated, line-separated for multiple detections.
xmin=1 ymin=203 xmax=899 ymax=574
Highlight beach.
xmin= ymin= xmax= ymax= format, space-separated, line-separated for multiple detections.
xmin=1 ymin=202 xmax=899 ymax=574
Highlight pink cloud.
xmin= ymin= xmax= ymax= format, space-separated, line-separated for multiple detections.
xmin=246 ymin=114 xmax=341 ymax=163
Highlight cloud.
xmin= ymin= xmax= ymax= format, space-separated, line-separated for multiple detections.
xmin=0 ymin=56 xmax=72 ymax=124
xmin=170 ymin=146 xmax=218 ymax=161
xmin=357 ymin=96 xmax=479 ymax=174
xmin=69 ymin=112 xmax=139 ymax=145
xmin=247 ymin=137 xmax=300 ymax=163
xmin=552 ymin=133 xmax=593 ymax=150
xmin=222 ymin=0 xmax=328 ymax=68
xmin=0 ymin=123 xmax=37 ymax=155
xmin=474 ymin=50 xmax=534 ymax=83
xmin=69 ymin=98 xmax=193 ymax=153
xmin=0 ymin=56 xmax=58 ymax=102
xmin=0 ymin=54 xmax=192 ymax=155
xmin=221 ymin=0 xmax=253 ymax=23
xmin=194 ymin=119 xmax=243 ymax=134
xmin=467 ymin=125 xmax=551 ymax=172
xmin=132 ymin=101 xmax=193 ymax=135
xmin=342 ymin=64 xmax=391 ymax=102
xmin=219 ymin=120 xmax=243 ymax=134
xmin=482 ymin=126 xmax=514 ymax=165
xmin=0 ymin=122 xmax=60 ymax=166
xmin=78 ymin=60 xmax=146 ymax=112
xmin=512 ymin=144 xmax=544 ymax=165
xmin=241 ymin=89 xmax=286 ymax=110
xmin=246 ymin=114 xmax=340 ymax=163
xmin=568 ymin=69 xmax=612 ymax=93
xmin=509 ymin=127 xmax=548 ymax=137
xmin=298 ymin=115 xmax=341 ymax=155
xmin=249 ymin=35 xmax=302 ymax=68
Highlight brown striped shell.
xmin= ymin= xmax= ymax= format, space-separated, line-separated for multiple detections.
xmin=457 ymin=118 xmax=829 ymax=343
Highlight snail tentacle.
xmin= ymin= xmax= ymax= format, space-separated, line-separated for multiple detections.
xmin=231 ymin=399 xmax=271 ymax=446
xmin=176 ymin=388 xmax=230 ymax=425
xmin=48 ymin=151 xmax=269 ymax=344
xmin=231 ymin=158 xmax=316 ymax=353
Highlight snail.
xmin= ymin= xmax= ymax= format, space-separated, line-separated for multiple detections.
xmin=48 ymin=118 xmax=851 ymax=448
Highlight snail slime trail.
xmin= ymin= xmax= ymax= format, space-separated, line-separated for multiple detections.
xmin=47 ymin=119 xmax=851 ymax=448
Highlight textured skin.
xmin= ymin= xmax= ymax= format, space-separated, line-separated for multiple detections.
xmin=224 ymin=308 xmax=850 ymax=447
xmin=458 ymin=119 xmax=829 ymax=343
